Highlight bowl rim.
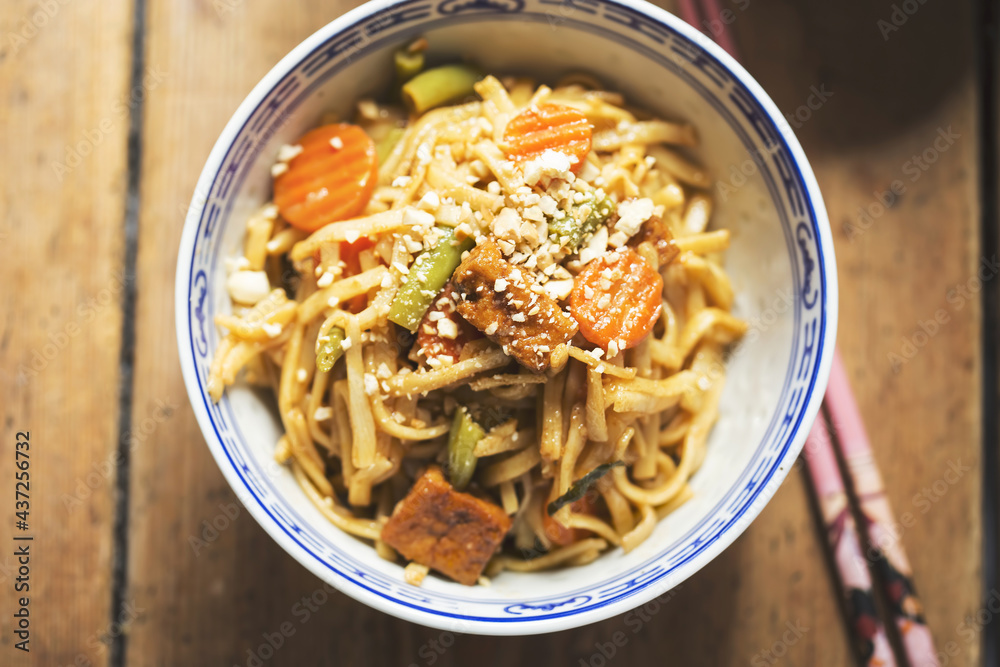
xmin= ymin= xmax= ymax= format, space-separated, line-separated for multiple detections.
xmin=175 ymin=0 xmax=838 ymax=635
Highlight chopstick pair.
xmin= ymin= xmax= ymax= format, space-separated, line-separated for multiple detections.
xmin=673 ymin=3 xmax=938 ymax=665
xmin=812 ymin=352 xmax=938 ymax=667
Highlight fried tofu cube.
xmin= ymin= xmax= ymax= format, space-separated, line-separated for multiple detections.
xmin=452 ymin=240 xmax=578 ymax=372
xmin=627 ymin=214 xmax=679 ymax=267
xmin=381 ymin=466 xmax=512 ymax=585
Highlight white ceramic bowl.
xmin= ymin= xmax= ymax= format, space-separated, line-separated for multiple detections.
xmin=176 ymin=0 xmax=837 ymax=635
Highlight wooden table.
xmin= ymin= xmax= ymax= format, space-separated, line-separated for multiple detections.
xmin=1 ymin=0 xmax=989 ymax=664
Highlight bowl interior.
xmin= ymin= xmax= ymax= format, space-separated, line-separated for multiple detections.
xmin=178 ymin=0 xmax=834 ymax=634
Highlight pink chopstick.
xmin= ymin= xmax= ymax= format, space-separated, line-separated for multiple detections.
xmin=803 ymin=418 xmax=896 ymax=666
xmin=825 ymin=351 xmax=939 ymax=666
xmin=675 ymin=3 xmax=938 ymax=666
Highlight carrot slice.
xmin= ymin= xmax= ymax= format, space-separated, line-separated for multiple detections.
xmin=569 ymin=248 xmax=663 ymax=352
xmin=503 ymin=104 xmax=592 ymax=173
xmin=340 ymin=237 xmax=374 ymax=313
xmin=543 ymin=493 xmax=600 ymax=547
xmin=273 ymin=124 xmax=378 ymax=232
xmin=415 ymin=283 xmax=481 ymax=365
xmin=340 ymin=236 xmax=374 ymax=275
xmin=311 ymin=237 xmax=374 ymax=312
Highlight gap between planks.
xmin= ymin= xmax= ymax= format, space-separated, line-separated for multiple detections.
xmin=109 ymin=0 xmax=148 ymax=665
xmin=976 ymin=0 xmax=999 ymax=664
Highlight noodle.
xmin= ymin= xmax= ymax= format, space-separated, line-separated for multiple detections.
xmin=371 ymin=395 xmax=450 ymax=440
xmin=207 ymin=66 xmax=746 ymax=585
xmin=600 ymin=483 xmax=635 ymax=535
xmin=291 ymin=461 xmax=381 ymax=539
xmin=672 ymin=229 xmax=730 ymax=254
xmin=540 ymin=367 xmax=566 ymax=462
xmin=245 ymin=206 xmax=277 ymax=269
xmin=344 ymin=315 xmax=376 ymax=469
xmin=473 ymin=419 xmax=519 ymax=456
xmin=621 ymin=503 xmax=656 ymax=553
xmin=499 ymin=479 xmax=519 ymax=515
xmin=305 ymin=369 xmax=332 ymax=451
xmin=298 ymin=266 xmax=387 ymax=322
xmin=480 ymin=447 xmax=543 ymax=488
xmin=565 ymin=512 xmax=621 ymax=546
xmin=384 ymin=348 xmax=510 ymax=396
xmin=499 ymin=538 xmax=608 ymax=572
xmin=585 ymin=367 xmax=608 ymax=442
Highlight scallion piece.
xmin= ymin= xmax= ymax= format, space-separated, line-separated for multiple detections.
xmin=549 ymin=194 xmax=614 ymax=254
xmin=394 ymin=49 xmax=425 ymax=82
xmin=316 ymin=325 xmax=346 ymax=372
xmin=401 ymin=64 xmax=482 ymax=115
xmin=547 ymin=461 xmax=624 ymax=515
xmin=447 ymin=407 xmax=485 ymax=490
xmin=388 ymin=227 xmax=473 ymax=332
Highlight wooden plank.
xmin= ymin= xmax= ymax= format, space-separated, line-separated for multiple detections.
xmin=0 ymin=0 xmax=134 ymax=664
xmin=734 ymin=1 xmax=983 ymax=665
xmin=124 ymin=2 xmax=384 ymax=665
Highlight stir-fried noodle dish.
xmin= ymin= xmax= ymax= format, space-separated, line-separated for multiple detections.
xmin=209 ymin=42 xmax=747 ymax=586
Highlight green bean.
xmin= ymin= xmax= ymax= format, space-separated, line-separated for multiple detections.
xmin=447 ymin=407 xmax=484 ymax=490
xmin=315 ymin=325 xmax=346 ymax=372
xmin=549 ymin=193 xmax=614 ymax=254
xmin=547 ymin=461 xmax=624 ymax=515
xmin=394 ymin=48 xmax=425 ymax=83
xmin=375 ymin=126 xmax=406 ymax=165
xmin=401 ymin=64 xmax=482 ymax=115
xmin=388 ymin=227 xmax=473 ymax=332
